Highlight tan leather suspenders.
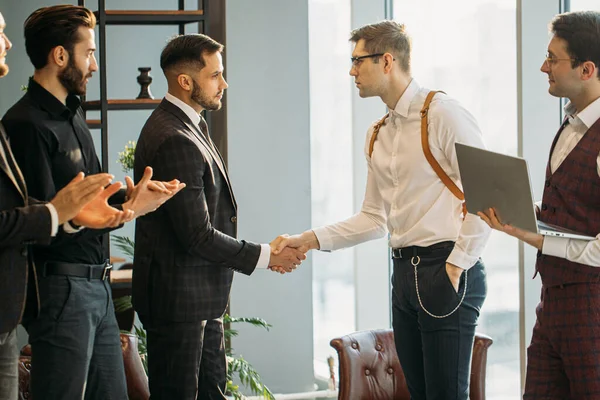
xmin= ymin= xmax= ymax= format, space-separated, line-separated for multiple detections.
xmin=368 ymin=90 xmax=467 ymax=217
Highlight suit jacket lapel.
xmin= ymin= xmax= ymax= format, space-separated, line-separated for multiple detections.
xmin=159 ymin=100 xmax=237 ymax=209
xmin=0 ymin=123 xmax=26 ymax=201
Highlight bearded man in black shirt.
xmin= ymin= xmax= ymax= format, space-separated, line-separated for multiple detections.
xmin=1 ymin=5 xmax=184 ymax=399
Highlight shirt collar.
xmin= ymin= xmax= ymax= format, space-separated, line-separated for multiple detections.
xmin=563 ymin=96 xmax=600 ymax=129
xmin=27 ymin=77 xmax=80 ymax=119
xmin=391 ymin=78 xmax=420 ymax=118
xmin=165 ymin=92 xmax=201 ymax=126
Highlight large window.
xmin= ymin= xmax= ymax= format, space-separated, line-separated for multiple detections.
xmin=570 ymin=0 xmax=600 ymax=11
xmin=393 ymin=1 xmax=519 ymax=399
xmin=308 ymin=0 xmax=355 ymax=379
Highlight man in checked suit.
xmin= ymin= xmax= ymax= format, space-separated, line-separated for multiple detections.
xmin=481 ymin=11 xmax=600 ymax=399
xmin=133 ymin=34 xmax=306 ymax=400
xmin=0 ymin=10 xmax=133 ymax=399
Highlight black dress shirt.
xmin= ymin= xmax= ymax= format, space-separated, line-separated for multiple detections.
xmin=2 ymin=77 xmax=122 ymax=265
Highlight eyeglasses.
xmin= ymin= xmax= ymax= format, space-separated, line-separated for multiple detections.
xmin=350 ymin=53 xmax=385 ymax=67
xmin=544 ymin=53 xmax=577 ymax=66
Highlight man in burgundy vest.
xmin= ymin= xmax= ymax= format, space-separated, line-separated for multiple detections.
xmin=481 ymin=10 xmax=600 ymax=399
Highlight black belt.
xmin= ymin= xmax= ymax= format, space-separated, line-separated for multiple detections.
xmin=43 ymin=261 xmax=112 ymax=281
xmin=391 ymin=241 xmax=454 ymax=259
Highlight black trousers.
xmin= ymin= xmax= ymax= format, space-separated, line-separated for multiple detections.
xmin=142 ymin=317 xmax=227 ymax=400
xmin=22 ymin=274 xmax=127 ymax=400
xmin=391 ymin=242 xmax=487 ymax=400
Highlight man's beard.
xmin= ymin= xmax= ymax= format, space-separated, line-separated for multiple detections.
xmin=0 ymin=63 xmax=9 ymax=78
xmin=58 ymin=56 xmax=89 ymax=96
xmin=191 ymin=78 xmax=222 ymax=111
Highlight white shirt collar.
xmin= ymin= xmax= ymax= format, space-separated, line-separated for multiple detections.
xmin=391 ymin=78 xmax=420 ymax=118
xmin=564 ymin=96 xmax=600 ymax=129
xmin=165 ymin=92 xmax=202 ymax=126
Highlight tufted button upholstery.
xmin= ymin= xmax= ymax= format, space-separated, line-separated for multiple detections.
xmin=330 ymin=329 xmax=493 ymax=400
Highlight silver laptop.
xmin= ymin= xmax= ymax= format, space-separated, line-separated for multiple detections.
xmin=455 ymin=142 xmax=595 ymax=241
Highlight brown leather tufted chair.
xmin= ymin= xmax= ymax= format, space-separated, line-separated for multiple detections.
xmin=330 ymin=329 xmax=493 ymax=400
xmin=18 ymin=333 xmax=149 ymax=400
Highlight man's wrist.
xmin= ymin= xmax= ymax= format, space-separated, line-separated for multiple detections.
xmin=301 ymin=230 xmax=320 ymax=250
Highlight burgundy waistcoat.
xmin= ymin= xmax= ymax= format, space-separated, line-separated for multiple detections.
xmin=536 ymin=118 xmax=600 ymax=287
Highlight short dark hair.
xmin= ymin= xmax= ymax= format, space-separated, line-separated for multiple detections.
xmin=24 ymin=5 xmax=96 ymax=70
xmin=350 ymin=20 xmax=411 ymax=73
xmin=551 ymin=11 xmax=600 ymax=79
xmin=160 ymin=34 xmax=223 ymax=74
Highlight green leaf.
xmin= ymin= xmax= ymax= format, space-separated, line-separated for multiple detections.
xmin=224 ymin=315 xmax=272 ymax=331
xmin=113 ymin=295 xmax=133 ymax=313
xmin=111 ymin=235 xmax=135 ymax=259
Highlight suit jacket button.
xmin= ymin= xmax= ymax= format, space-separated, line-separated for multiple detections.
xmin=541 ymin=204 xmax=548 ymax=211
xmin=230 ymin=216 xmax=237 ymax=223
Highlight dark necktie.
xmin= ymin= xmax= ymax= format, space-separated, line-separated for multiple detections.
xmin=198 ymin=117 xmax=217 ymax=152
xmin=198 ymin=117 xmax=227 ymax=171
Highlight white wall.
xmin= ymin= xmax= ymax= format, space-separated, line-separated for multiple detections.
xmin=226 ymin=0 xmax=316 ymax=394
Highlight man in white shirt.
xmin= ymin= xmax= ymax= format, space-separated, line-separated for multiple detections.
xmin=480 ymin=11 xmax=600 ymax=399
xmin=271 ymin=20 xmax=490 ymax=400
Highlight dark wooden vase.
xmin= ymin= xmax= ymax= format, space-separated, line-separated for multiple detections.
xmin=136 ymin=67 xmax=154 ymax=99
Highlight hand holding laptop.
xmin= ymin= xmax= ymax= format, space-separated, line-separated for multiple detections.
xmin=478 ymin=207 xmax=544 ymax=250
xmin=455 ymin=143 xmax=594 ymax=242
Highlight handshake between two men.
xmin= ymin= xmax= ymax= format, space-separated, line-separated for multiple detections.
xmin=267 ymin=230 xmax=320 ymax=274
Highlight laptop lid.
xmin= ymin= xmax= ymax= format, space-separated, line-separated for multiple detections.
xmin=455 ymin=142 xmax=537 ymax=232
xmin=455 ymin=142 xmax=594 ymax=240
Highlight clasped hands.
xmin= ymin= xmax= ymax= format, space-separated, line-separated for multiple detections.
xmin=63 ymin=167 xmax=185 ymax=230
xmin=266 ymin=231 xmax=321 ymax=274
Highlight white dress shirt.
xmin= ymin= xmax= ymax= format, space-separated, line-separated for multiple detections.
xmin=542 ymin=96 xmax=600 ymax=266
xmin=313 ymin=79 xmax=491 ymax=270
xmin=164 ymin=93 xmax=270 ymax=269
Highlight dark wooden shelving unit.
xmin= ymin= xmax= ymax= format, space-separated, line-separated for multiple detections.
xmin=83 ymin=99 xmax=162 ymax=111
xmin=77 ymin=0 xmax=227 ymax=169
xmin=86 ymin=119 xmax=101 ymax=129
xmin=99 ymin=10 xmax=205 ymax=25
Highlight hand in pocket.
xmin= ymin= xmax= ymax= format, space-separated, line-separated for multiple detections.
xmin=445 ymin=262 xmax=464 ymax=293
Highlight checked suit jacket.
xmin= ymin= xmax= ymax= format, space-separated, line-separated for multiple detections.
xmin=0 ymin=122 xmax=51 ymax=334
xmin=132 ymin=99 xmax=261 ymax=323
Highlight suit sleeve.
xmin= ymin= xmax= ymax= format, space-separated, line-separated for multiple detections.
xmin=150 ymin=135 xmax=260 ymax=275
xmin=0 ymin=203 xmax=52 ymax=248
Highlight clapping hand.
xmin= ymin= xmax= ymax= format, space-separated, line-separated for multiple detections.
xmin=123 ymin=166 xmax=186 ymax=218
xmin=51 ymin=172 xmax=129 ymax=227
xmin=71 ymin=178 xmax=135 ymax=229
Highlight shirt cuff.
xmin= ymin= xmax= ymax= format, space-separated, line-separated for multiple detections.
xmin=63 ymin=220 xmax=85 ymax=234
xmin=255 ymin=244 xmax=271 ymax=269
xmin=446 ymin=247 xmax=479 ymax=271
xmin=541 ymin=235 xmax=569 ymax=259
xmin=312 ymin=227 xmax=333 ymax=251
xmin=44 ymin=203 xmax=59 ymax=237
